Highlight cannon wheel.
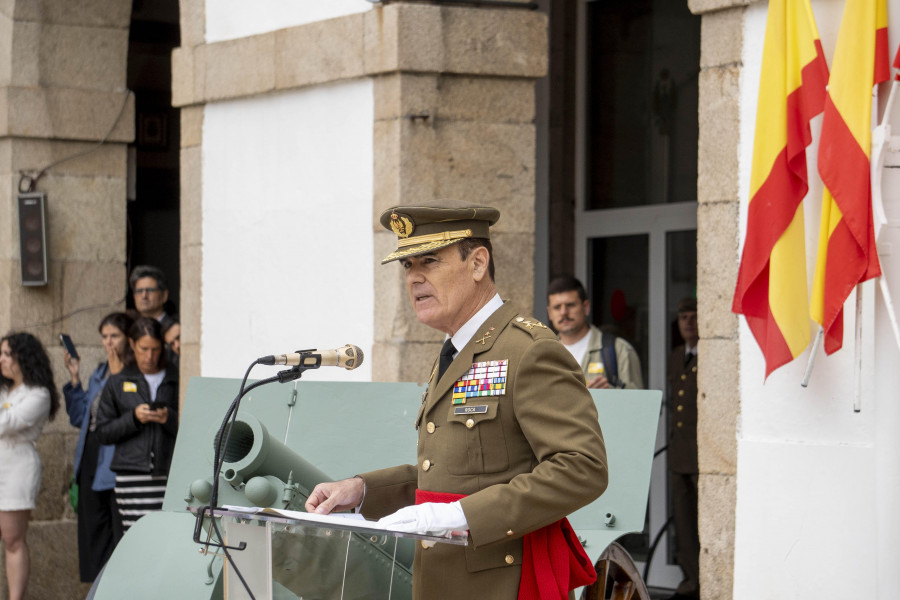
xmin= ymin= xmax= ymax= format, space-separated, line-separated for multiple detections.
xmin=581 ymin=541 xmax=651 ymax=600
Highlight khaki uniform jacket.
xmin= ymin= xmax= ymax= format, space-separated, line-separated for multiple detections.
xmin=666 ymin=345 xmax=697 ymax=474
xmin=360 ymin=302 xmax=609 ymax=600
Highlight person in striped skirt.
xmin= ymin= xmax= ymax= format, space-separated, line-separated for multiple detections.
xmin=95 ymin=318 xmax=178 ymax=536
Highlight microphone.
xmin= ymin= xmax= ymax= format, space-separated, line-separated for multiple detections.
xmin=259 ymin=344 xmax=364 ymax=370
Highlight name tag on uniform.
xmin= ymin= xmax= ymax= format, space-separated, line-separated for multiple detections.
xmin=123 ymin=381 xmax=137 ymax=393
xmin=454 ymin=405 xmax=488 ymax=415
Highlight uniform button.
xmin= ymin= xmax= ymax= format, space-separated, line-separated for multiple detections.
xmin=677 ymin=405 xmax=684 ymax=412
xmin=681 ymin=374 xmax=687 ymax=381
xmin=692 ymin=366 xmax=697 ymax=373
xmin=465 ymin=418 xmax=475 ymax=429
xmin=505 ymin=554 xmax=515 ymax=565
xmin=676 ymin=421 xmax=683 ymax=428
xmin=678 ymin=390 xmax=685 ymax=397
xmin=426 ymin=422 xmax=435 ymax=433
xmin=506 ymin=529 xmax=514 ymax=536
xmin=422 ymin=459 xmax=431 ymax=471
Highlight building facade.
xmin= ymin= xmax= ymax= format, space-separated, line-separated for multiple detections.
xmin=0 ymin=0 xmax=899 ymax=598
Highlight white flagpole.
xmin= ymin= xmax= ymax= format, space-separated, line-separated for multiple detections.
xmin=801 ymin=327 xmax=824 ymax=387
xmin=872 ymin=79 xmax=900 ymax=354
xmin=878 ymin=277 xmax=900 ymax=350
xmin=854 ymin=284 xmax=864 ymax=412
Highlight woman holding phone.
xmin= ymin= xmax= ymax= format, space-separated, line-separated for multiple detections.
xmin=95 ymin=318 xmax=178 ymax=535
xmin=0 ymin=332 xmax=60 ymax=600
xmin=62 ymin=312 xmax=133 ymax=581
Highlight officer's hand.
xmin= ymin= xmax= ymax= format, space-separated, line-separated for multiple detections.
xmin=587 ymin=374 xmax=611 ymax=389
xmin=305 ymin=477 xmax=365 ymax=515
xmin=377 ymin=501 xmax=468 ymax=536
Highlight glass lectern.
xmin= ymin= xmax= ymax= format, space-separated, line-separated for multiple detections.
xmin=212 ymin=507 xmax=467 ymax=600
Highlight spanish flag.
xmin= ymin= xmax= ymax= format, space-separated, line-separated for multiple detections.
xmin=810 ymin=0 xmax=889 ymax=355
xmin=732 ymin=0 xmax=828 ymax=378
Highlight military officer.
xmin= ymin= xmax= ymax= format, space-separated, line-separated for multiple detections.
xmin=666 ymin=298 xmax=699 ymax=600
xmin=305 ymin=201 xmax=609 ymax=599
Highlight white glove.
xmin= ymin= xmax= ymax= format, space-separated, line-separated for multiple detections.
xmin=377 ymin=501 xmax=468 ymax=536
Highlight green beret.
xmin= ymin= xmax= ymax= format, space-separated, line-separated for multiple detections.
xmin=379 ymin=201 xmax=500 ymax=264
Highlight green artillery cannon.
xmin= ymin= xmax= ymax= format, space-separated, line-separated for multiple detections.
xmin=90 ymin=378 xmax=661 ymax=599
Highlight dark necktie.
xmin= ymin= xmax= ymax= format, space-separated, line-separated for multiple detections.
xmin=438 ymin=338 xmax=456 ymax=380
xmin=684 ymin=350 xmax=695 ymax=368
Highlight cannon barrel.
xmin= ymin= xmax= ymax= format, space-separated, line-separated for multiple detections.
xmin=218 ymin=413 xmax=331 ymax=500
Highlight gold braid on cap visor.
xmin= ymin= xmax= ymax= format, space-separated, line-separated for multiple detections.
xmin=396 ymin=229 xmax=473 ymax=247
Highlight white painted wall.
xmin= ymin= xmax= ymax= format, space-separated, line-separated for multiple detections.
xmin=733 ymin=2 xmax=900 ymax=598
xmin=206 ymin=0 xmax=371 ymax=43
xmin=201 ymin=79 xmax=374 ymax=383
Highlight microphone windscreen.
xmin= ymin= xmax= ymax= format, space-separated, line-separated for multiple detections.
xmin=344 ymin=344 xmax=364 ymax=369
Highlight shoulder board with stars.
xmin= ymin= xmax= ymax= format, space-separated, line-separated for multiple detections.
xmin=512 ymin=316 xmax=556 ymax=339
xmin=513 ymin=316 xmax=550 ymax=331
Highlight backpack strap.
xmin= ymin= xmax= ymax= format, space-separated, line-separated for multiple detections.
xmin=599 ymin=331 xmax=622 ymax=388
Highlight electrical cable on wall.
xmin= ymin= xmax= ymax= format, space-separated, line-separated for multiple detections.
xmin=16 ymin=89 xmax=135 ymax=330
xmin=17 ymin=90 xmax=134 ymax=194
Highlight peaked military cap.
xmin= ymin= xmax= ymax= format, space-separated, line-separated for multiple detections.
xmin=379 ymin=201 xmax=500 ymax=264
xmin=678 ymin=297 xmax=697 ymax=313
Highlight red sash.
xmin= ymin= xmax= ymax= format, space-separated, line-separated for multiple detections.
xmin=415 ymin=489 xmax=597 ymax=600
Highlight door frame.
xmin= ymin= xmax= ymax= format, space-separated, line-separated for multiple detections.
xmin=573 ymin=0 xmax=699 ymax=587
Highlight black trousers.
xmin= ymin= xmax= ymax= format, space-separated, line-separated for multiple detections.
xmin=76 ymin=469 xmax=119 ymax=583
xmin=670 ymin=471 xmax=699 ymax=597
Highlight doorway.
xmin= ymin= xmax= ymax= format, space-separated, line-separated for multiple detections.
xmin=576 ymin=0 xmax=700 ymax=590
xmin=126 ymin=0 xmax=181 ymax=314
xmin=538 ymin=0 xmax=701 ymax=591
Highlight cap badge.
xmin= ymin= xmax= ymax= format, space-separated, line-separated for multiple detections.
xmin=390 ymin=213 xmax=414 ymax=238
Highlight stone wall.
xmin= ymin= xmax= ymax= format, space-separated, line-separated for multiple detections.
xmin=688 ymin=0 xmax=758 ymax=598
xmin=0 ymin=0 xmax=133 ymax=597
xmin=172 ymin=2 xmax=547 ymax=385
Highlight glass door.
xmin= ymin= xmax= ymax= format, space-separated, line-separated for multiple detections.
xmin=575 ymin=0 xmax=700 ymax=590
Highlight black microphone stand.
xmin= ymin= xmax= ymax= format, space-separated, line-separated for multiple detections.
xmin=193 ymin=356 xmax=320 ymax=600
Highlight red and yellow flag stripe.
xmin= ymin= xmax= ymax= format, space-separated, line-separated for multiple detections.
xmin=810 ymin=0 xmax=888 ymax=355
xmin=733 ymin=0 xmax=828 ymax=378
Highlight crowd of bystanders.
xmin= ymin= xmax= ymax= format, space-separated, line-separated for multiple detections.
xmin=0 ymin=265 xmax=180 ymax=595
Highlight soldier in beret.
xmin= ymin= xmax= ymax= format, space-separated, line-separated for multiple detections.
xmin=306 ymin=201 xmax=609 ymax=599
xmin=666 ymin=298 xmax=699 ymax=600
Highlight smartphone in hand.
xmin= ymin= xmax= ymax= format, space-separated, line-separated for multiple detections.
xmin=147 ymin=401 xmax=166 ymax=411
xmin=59 ymin=333 xmax=79 ymax=360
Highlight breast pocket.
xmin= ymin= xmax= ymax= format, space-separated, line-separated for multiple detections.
xmin=445 ymin=400 xmax=509 ymax=475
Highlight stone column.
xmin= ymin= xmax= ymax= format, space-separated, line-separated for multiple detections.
xmin=688 ymin=1 xmax=754 ymax=598
xmin=369 ymin=3 xmax=548 ymax=381
xmin=171 ymin=2 xmax=547 ymax=385
xmin=176 ymin=0 xmax=205 ymax=406
xmin=0 ymin=1 xmax=133 ymax=597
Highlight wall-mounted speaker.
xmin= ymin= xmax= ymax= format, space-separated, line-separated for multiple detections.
xmin=17 ymin=193 xmax=48 ymax=286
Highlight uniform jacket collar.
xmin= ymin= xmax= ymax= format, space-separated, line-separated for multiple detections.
xmin=427 ymin=301 xmax=517 ymax=408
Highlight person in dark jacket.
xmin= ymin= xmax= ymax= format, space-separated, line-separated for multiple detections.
xmin=63 ymin=312 xmax=133 ymax=581
xmin=95 ymin=317 xmax=178 ymax=536
xmin=666 ymin=298 xmax=699 ymax=600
